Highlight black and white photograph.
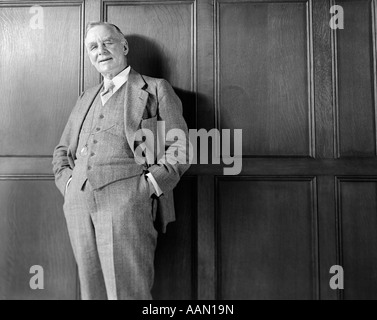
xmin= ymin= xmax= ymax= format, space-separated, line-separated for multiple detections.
xmin=0 ymin=0 xmax=376 ymax=303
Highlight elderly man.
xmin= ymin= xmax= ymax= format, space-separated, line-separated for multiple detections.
xmin=52 ymin=21 xmax=189 ymax=300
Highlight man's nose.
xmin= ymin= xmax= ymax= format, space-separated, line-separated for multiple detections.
xmin=98 ymin=43 xmax=108 ymax=55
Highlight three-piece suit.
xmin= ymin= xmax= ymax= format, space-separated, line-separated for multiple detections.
xmin=52 ymin=67 xmax=189 ymax=299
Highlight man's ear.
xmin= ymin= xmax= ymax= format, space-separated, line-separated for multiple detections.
xmin=123 ymin=39 xmax=129 ymax=56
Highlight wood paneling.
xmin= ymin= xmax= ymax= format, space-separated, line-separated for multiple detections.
xmin=0 ymin=0 xmax=81 ymax=300
xmin=152 ymin=176 xmax=197 ymax=300
xmin=337 ymin=178 xmax=377 ymax=299
xmin=103 ymin=0 xmax=197 ymax=129
xmin=217 ymin=177 xmax=318 ymax=300
xmin=0 ymin=178 xmax=77 ymax=300
xmin=313 ymin=0 xmax=335 ymax=158
xmin=197 ymin=175 xmax=216 ymax=299
xmin=186 ymin=158 xmax=377 ymax=176
xmin=1 ymin=0 xmax=377 ymax=301
xmin=317 ymin=175 xmax=337 ymax=300
xmin=0 ymin=2 xmax=83 ymax=156
xmin=196 ymin=0 xmax=215 ymax=131
xmin=336 ymin=0 xmax=377 ymax=157
xmin=216 ymin=0 xmax=313 ymax=157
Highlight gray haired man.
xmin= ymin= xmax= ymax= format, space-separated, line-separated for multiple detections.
xmin=52 ymin=22 xmax=190 ymax=300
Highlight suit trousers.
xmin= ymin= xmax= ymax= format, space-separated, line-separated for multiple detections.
xmin=63 ymin=172 xmax=158 ymax=300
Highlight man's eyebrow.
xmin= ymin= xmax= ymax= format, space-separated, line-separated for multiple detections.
xmin=103 ymin=37 xmax=117 ymax=41
xmin=86 ymin=37 xmax=118 ymax=46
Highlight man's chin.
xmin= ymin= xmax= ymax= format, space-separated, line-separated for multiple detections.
xmin=96 ymin=65 xmax=126 ymax=78
xmin=97 ymin=66 xmax=114 ymax=76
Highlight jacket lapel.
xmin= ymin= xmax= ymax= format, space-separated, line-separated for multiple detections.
xmin=124 ymin=68 xmax=148 ymax=151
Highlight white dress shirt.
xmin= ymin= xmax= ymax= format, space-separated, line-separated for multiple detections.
xmin=102 ymin=65 xmax=131 ymax=100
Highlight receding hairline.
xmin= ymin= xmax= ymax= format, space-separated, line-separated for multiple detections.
xmin=84 ymin=22 xmax=126 ymax=42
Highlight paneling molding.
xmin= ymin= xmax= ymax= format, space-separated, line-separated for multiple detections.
xmin=214 ymin=0 xmax=315 ymax=158
xmin=335 ymin=175 xmax=377 ymax=300
xmin=215 ymin=175 xmax=319 ymax=299
xmin=0 ymin=0 xmax=84 ymax=96
xmin=0 ymin=0 xmax=85 ymax=158
xmin=333 ymin=0 xmax=377 ymax=158
xmin=101 ymin=0 xmax=198 ymax=128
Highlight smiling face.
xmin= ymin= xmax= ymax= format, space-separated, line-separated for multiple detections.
xmin=85 ymin=25 xmax=129 ymax=79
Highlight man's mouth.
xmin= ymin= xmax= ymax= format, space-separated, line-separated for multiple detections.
xmin=99 ymin=57 xmax=112 ymax=63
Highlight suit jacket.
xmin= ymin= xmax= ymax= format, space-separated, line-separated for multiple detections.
xmin=52 ymin=68 xmax=190 ymax=233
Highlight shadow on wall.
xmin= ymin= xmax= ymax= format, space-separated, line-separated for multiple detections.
xmin=127 ymin=34 xmax=170 ymax=80
xmin=127 ymin=34 xmax=197 ymax=130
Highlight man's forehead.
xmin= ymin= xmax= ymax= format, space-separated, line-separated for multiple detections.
xmin=85 ymin=25 xmax=119 ymax=42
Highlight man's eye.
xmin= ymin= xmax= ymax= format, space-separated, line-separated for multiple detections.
xmin=90 ymin=46 xmax=97 ymax=51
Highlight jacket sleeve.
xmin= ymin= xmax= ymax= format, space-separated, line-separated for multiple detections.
xmin=52 ymin=92 xmax=84 ymax=196
xmin=147 ymin=79 xmax=191 ymax=195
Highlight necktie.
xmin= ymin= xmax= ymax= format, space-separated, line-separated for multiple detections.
xmin=100 ymin=80 xmax=115 ymax=105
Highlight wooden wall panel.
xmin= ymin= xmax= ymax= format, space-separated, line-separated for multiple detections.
xmin=152 ymin=176 xmax=197 ymax=300
xmin=337 ymin=178 xmax=377 ymax=299
xmin=217 ymin=177 xmax=318 ymax=300
xmin=103 ymin=0 xmax=196 ymax=129
xmin=1 ymin=0 xmax=376 ymax=301
xmin=216 ymin=0 xmax=313 ymax=157
xmin=0 ymin=2 xmax=83 ymax=156
xmin=313 ymin=0 xmax=335 ymax=159
xmin=336 ymin=0 xmax=377 ymax=157
xmin=0 ymin=178 xmax=77 ymax=300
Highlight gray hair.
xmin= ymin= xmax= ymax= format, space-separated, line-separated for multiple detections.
xmin=85 ymin=21 xmax=127 ymax=44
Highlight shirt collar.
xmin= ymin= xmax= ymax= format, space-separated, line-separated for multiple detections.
xmin=103 ymin=65 xmax=131 ymax=93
